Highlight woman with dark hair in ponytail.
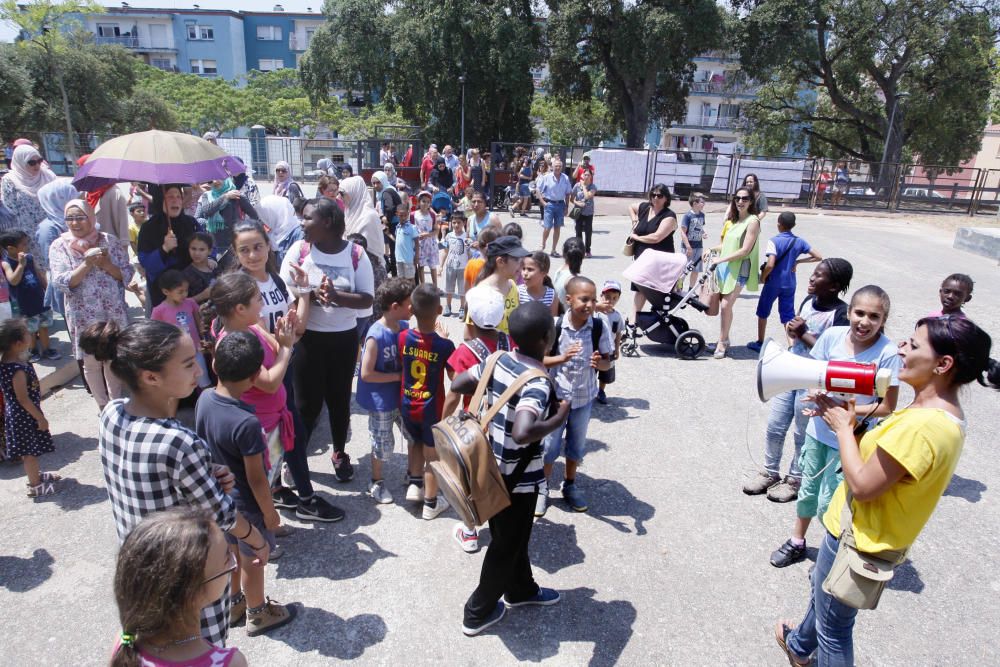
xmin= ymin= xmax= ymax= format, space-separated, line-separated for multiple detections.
xmin=111 ymin=508 xmax=248 ymax=667
xmin=776 ymin=316 xmax=999 ymax=666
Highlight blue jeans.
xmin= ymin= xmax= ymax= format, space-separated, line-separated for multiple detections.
xmin=543 ymin=400 xmax=593 ymax=464
xmin=543 ymin=201 xmax=566 ymax=229
xmin=787 ymin=531 xmax=859 ymax=666
xmin=764 ymin=389 xmax=807 ymax=478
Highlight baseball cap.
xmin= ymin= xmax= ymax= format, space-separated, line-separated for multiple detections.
xmin=583 ymin=152 xmax=591 ymax=160
xmin=601 ymin=279 xmax=622 ymax=294
xmin=486 ymin=235 xmax=531 ymax=258
xmin=465 ymin=286 xmax=505 ymax=330
xmin=417 ymin=190 xmax=432 ymax=200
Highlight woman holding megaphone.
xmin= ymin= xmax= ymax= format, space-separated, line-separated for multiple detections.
xmin=775 ymin=316 xmax=999 ymax=666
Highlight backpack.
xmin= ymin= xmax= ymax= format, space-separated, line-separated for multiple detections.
xmin=430 ymin=352 xmax=549 ymax=527
xmin=463 ymin=334 xmax=512 ymax=364
xmin=549 ymin=314 xmax=604 ymax=357
xmin=298 ymin=240 xmax=364 ymax=271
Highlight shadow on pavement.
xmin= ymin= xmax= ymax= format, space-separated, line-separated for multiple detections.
xmin=495 ymin=587 xmax=636 ymax=666
xmin=0 ymin=432 xmax=95 ymax=481
xmin=887 ymin=559 xmax=925 ymax=594
xmin=574 ymin=473 xmax=654 ymax=536
xmin=38 ymin=478 xmax=107 ymax=512
xmin=269 ymin=604 xmax=386 ymax=659
xmin=275 ymin=530 xmax=395 ymax=582
xmin=591 ymin=397 xmax=649 ymax=424
xmin=0 ymin=548 xmax=54 ymax=592
xmin=943 ymin=474 xmax=987 ymax=503
xmin=529 ymin=519 xmax=585 ymax=574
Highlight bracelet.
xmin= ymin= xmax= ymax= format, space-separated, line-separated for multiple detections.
xmin=237 ymin=523 xmax=253 ymax=541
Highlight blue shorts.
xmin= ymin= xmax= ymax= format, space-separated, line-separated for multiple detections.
xmin=543 ymin=202 xmax=566 ymax=229
xmin=517 ymin=183 xmax=530 ymax=197
xmin=24 ymin=309 xmax=54 ymax=333
xmin=356 ymin=315 xmax=373 ymax=345
xmin=225 ymin=510 xmax=276 ymax=558
xmin=401 ymin=416 xmax=435 ymax=448
xmin=756 ymin=281 xmax=796 ymax=322
xmin=543 ymin=400 xmax=593 ymax=464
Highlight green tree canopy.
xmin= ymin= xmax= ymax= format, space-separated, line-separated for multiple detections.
xmin=300 ymin=0 xmax=541 ymax=147
xmin=530 ymin=94 xmax=617 ymax=146
xmin=734 ymin=0 xmax=999 ymax=171
xmin=544 ymin=0 xmax=724 ymax=148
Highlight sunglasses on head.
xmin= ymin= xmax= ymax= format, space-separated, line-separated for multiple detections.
xmin=26 ymin=159 xmax=41 ymax=167
xmin=734 ymin=195 xmax=752 ymax=202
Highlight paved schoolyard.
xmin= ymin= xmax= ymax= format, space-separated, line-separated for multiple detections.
xmin=1 ymin=198 xmax=998 ymax=666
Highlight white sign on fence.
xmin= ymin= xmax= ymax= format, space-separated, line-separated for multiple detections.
xmin=588 ymin=148 xmax=650 ymax=194
xmin=651 ymin=152 xmax=704 ymax=189
xmin=711 ymin=157 xmax=809 ymax=198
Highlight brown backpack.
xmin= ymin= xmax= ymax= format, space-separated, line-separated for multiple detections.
xmin=430 ymin=352 xmax=549 ymax=527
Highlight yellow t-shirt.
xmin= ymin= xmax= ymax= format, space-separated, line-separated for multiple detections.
xmin=464 ymin=279 xmax=519 ymax=334
xmin=822 ymin=408 xmax=965 ymax=553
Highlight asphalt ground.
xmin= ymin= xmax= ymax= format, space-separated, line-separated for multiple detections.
xmin=1 ymin=197 xmax=998 ymax=666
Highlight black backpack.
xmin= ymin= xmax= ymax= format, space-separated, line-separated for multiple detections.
xmin=549 ymin=315 xmax=604 ymax=358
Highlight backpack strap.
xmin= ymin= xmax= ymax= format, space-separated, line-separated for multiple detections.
xmin=464 ymin=338 xmax=492 ymax=364
xmin=470 ymin=352 xmax=550 ymax=432
xmin=550 ymin=315 xmax=604 ymax=357
xmin=350 ymin=241 xmax=363 ymax=271
xmin=298 ymin=240 xmax=311 ymax=265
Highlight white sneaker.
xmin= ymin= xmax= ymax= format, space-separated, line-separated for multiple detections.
xmin=453 ymin=523 xmax=479 ymax=553
xmin=280 ymin=462 xmax=295 ymax=490
xmin=368 ymin=480 xmax=394 ymax=505
xmin=534 ymin=490 xmax=548 ymax=518
xmin=422 ymin=495 xmax=450 ymax=520
xmin=405 ymin=483 xmax=424 ymax=502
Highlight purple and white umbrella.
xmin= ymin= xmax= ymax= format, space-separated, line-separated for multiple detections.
xmin=72 ymin=130 xmax=245 ymax=191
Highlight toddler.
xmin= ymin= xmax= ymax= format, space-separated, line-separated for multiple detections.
xmin=151 ymin=269 xmax=211 ymax=388
xmin=1 ymin=231 xmax=58 ymax=361
xmin=182 ymin=232 xmax=219 ymax=303
xmin=596 ymin=280 xmax=624 ymax=404
xmin=443 ymin=214 xmax=470 ymax=317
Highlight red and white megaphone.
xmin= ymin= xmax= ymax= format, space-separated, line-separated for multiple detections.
xmin=756 ymin=339 xmax=892 ymax=402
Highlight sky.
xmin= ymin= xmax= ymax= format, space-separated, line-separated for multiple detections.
xmin=0 ymin=1 xmax=324 ymax=42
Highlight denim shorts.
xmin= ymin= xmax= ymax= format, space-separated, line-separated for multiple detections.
xmin=226 ymin=509 xmax=276 ymax=558
xmin=518 ymin=183 xmax=530 ymax=197
xmin=543 ymin=400 xmax=594 ymax=464
xmin=543 ymin=202 xmax=566 ymax=229
xmin=25 ymin=309 xmax=54 ymax=333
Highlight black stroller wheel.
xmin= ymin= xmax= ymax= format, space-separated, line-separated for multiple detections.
xmin=675 ymin=330 xmax=705 ymax=359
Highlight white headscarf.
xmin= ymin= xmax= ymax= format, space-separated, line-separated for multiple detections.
xmin=6 ymin=145 xmax=57 ymax=197
xmin=273 ymin=160 xmax=292 ymax=197
xmin=340 ymin=175 xmax=385 ymax=261
xmin=256 ymin=195 xmax=299 ymax=247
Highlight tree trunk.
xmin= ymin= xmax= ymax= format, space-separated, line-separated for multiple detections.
xmin=876 ymin=100 xmax=905 ymax=195
xmin=53 ymin=59 xmax=77 ymax=170
xmin=622 ymin=96 xmax=650 ymax=149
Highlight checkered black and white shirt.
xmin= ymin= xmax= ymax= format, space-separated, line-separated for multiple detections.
xmin=99 ymin=399 xmax=236 ymax=645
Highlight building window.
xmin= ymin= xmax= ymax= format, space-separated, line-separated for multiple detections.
xmin=96 ymin=23 xmax=120 ymax=37
xmin=304 ymin=27 xmax=315 ymax=48
xmin=187 ymin=25 xmax=214 ymax=40
xmin=150 ymin=58 xmax=172 ymax=70
xmin=258 ymin=59 xmax=284 ymax=71
xmin=190 ymin=59 xmax=218 ymax=75
xmin=257 ymin=25 xmax=283 ymax=41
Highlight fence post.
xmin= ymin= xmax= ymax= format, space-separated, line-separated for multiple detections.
xmin=888 ymin=163 xmax=903 ymax=212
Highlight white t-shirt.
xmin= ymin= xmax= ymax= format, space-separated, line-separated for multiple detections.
xmin=257 ymin=273 xmax=291 ymax=334
xmin=279 ymin=240 xmax=374 ymax=333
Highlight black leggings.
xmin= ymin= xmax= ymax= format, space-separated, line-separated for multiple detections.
xmin=575 ymin=214 xmax=594 ymax=253
xmin=292 ymin=328 xmax=358 ymax=454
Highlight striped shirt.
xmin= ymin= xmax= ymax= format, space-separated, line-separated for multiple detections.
xmin=517 ymin=283 xmax=555 ymax=308
xmin=467 ymin=351 xmax=555 ymax=494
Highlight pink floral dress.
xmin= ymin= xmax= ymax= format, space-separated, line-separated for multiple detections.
xmin=49 ymin=232 xmax=134 ymax=359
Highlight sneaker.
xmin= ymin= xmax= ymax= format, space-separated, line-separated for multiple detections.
xmin=295 ymin=496 xmax=345 ymax=523
xmin=280 ymin=462 xmax=296 ymax=490
xmin=453 ymin=523 xmax=479 ymax=553
xmin=457 ymin=308 xmax=467 ymax=320
xmin=268 ymin=544 xmax=285 ymax=561
xmin=444 ymin=306 xmax=453 ymax=317
xmin=422 ymin=495 xmax=450 ymax=520
xmin=405 ymin=482 xmax=424 ymax=502
xmin=767 ymin=477 xmax=801 ymax=503
xmin=742 ymin=471 xmax=780 ymax=496
xmin=246 ymin=597 xmax=296 ymax=637
xmin=29 ymin=350 xmax=41 ymax=363
xmin=368 ymin=480 xmax=394 ymax=505
xmin=462 ymin=601 xmax=506 ymax=636
xmin=534 ymin=490 xmax=548 ymax=518
xmin=770 ymin=539 xmax=807 ymax=568
xmin=43 ymin=348 xmax=61 ymax=361
xmin=747 ymin=340 xmax=763 ymax=353
xmin=562 ymin=483 xmax=588 ymax=512
xmin=272 ymin=486 xmax=299 ymax=510
xmin=332 ymin=452 xmax=354 ymax=482
xmin=596 ymin=389 xmax=608 ymax=404
xmin=273 ymin=524 xmax=294 ymax=538
xmin=503 ymin=587 xmax=561 ymax=607
xmin=229 ymin=594 xmax=246 ymax=625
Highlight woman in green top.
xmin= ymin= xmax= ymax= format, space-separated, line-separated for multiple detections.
xmin=705 ymin=187 xmax=761 ymax=358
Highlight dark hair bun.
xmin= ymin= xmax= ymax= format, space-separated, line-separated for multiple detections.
xmin=981 ymin=358 xmax=1000 ymax=390
xmin=79 ymin=321 xmax=121 ymax=362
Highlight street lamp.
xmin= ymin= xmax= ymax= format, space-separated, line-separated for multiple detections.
xmin=879 ymin=91 xmax=909 ymax=167
xmin=458 ymin=75 xmax=466 ymax=154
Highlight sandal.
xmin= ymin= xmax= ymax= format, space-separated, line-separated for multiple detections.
xmin=40 ymin=472 xmax=63 ymax=483
xmin=712 ymin=340 xmax=730 ymax=359
xmin=27 ymin=482 xmax=55 ymax=498
xmin=774 ymin=621 xmax=811 ymax=666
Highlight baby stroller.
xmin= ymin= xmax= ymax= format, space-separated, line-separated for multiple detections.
xmin=431 ymin=191 xmax=453 ymax=220
xmin=620 ymin=249 xmax=711 ymax=359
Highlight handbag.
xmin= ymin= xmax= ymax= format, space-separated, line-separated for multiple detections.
xmin=822 ymin=491 xmax=908 ymax=610
xmin=568 ymin=204 xmax=583 ymax=221
xmin=622 ymin=213 xmax=640 ymax=257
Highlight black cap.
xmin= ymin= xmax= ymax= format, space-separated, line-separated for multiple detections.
xmin=486 ymin=235 xmax=531 ymax=258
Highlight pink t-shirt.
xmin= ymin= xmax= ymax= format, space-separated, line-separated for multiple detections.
xmin=926 ymin=310 xmax=967 ymax=319
xmin=111 ymin=641 xmax=239 ymax=667
xmin=151 ymin=298 xmax=201 ymax=347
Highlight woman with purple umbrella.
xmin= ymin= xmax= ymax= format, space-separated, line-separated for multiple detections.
xmin=137 ymin=185 xmax=199 ymax=308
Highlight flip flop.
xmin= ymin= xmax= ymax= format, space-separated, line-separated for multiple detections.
xmin=774 ymin=621 xmax=812 ymax=666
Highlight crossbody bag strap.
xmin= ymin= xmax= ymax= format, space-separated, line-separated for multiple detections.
xmin=839 ymin=488 xmax=854 ymax=539
xmin=479 ymin=367 xmax=551 ymax=431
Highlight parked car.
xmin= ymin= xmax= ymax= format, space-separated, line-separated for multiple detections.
xmin=902 ymin=187 xmax=946 ymax=198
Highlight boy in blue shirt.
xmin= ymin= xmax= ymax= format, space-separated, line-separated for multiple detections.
xmin=395 ymin=195 xmax=421 ymax=280
xmin=748 ymin=212 xmax=821 ymax=352
xmin=357 ymin=277 xmax=414 ymax=504
xmin=1 ymin=230 xmax=59 ymax=361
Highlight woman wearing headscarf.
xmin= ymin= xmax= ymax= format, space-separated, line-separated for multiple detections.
xmin=371 ymin=171 xmax=401 ymax=273
xmin=195 ymin=177 xmax=259 ymax=257
xmin=384 ymin=162 xmax=407 ymax=192
xmin=273 ymin=161 xmax=304 ymax=203
xmin=429 ymin=156 xmax=454 ymax=196
xmin=137 ymin=184 xmax=199 ymax=308
xmin=340 ymin=175 xmax=385 ymax=262
xmin=256 ymin=194 xmax=302 ymax=266
xmin=49 ymin=199 xmax=133 ymax=411
xmin=1 ymin=145 xmax=58 ymax=257
xmin=36 ymin=178 xmax=80 ymax=315
xmin=76 ymin=154 xmax=130 ymax=244
xmin=232 ymin=157 xmax=261 ymax=207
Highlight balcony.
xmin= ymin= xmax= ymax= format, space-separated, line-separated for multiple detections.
xmin=693 ymin=50 xmax=739 ymax=63
xmin=689 ymin=81 xmax=756 ymax=97
xmin=94 ymin=35 xmax=176 ymax=51
xmin=289 ymin=34 xmax=312 ymax=51
xmin=672 ymin=116 xmax=741 ymax=130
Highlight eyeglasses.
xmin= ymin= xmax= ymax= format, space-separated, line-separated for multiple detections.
xmin=202 ymin=549 xmax=237 ymax=585
xmin=275 ymin=168 xmax=288 ymax=173
xmin=650 ymin=192 xmax=666 ymax=199
xmin=26 ymin=159 xmax=42 ymax=167
xmin=734 ymin=195 xmax=752 ymax=202
xmin=64 ymin=215 xmax=88 ymax=223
